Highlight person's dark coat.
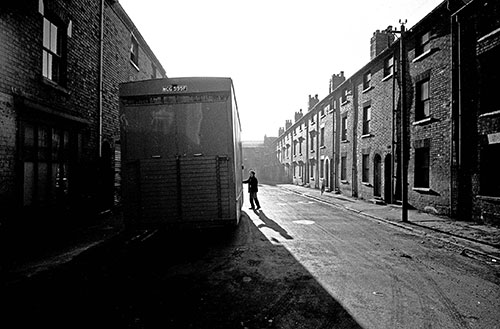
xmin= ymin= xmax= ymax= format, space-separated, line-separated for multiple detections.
xmin=243 ymin=176 xmax=258 ymax=193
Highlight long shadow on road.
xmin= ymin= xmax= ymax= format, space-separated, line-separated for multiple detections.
xmin=2 ymin=213 xmax=364 ymax=329
xmin=256 ymin=210 xmax=293 ymax=240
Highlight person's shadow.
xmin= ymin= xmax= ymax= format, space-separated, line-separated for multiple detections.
xmin=255 ymin=210 xmax=293 ymax=240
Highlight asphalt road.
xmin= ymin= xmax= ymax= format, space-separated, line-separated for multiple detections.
xmin=2 ymin=185 xmax=499 ymax=329
xmin=255 ymin=185 xmax=500 ymax=329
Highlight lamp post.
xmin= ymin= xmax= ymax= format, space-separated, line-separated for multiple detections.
xmin=388 ymin=19 xmax=408 ymax=222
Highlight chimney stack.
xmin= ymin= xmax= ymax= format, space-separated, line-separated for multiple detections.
xmin=370 ymin=29 xmax=395 ymax=60
xmin=329 ymin=71 xmax=346 ymax=93
xmin=308 ymin=94 xmax=319 ymax=111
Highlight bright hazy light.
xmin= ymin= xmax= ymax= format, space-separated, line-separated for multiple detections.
xmin=119 ymin=0 xmax=444 ymax=141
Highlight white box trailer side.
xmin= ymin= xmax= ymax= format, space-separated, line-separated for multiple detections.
xmin=119 ymin=77 xmax=243 ymax=229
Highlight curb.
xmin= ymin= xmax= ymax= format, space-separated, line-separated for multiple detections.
xmin=281 ymin=186 xmax=500 ymax=263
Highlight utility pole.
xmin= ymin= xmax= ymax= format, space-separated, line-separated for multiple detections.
xmin=388 ymin=19 xmax=408 ymax=222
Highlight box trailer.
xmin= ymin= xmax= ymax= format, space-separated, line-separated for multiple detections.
xmin=119 ymin=77 xmax=243 ymax=229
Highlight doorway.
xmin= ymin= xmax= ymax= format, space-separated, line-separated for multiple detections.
xmin=373 ymin=154 xmax=382 ymax=197
xmin=384 ymin=154 xmax=392 ymax=203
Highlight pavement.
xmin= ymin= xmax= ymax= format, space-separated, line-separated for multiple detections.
xmin=2 ymin=185 xmax=499 ymax=283
xmin=279 ymin=184 xmax=500 ymax=263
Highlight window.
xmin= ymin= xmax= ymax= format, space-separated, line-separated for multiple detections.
xmin=341 ymin=88 xmax=349 ymax=103
xmin=341 ymin=156 xmax=347 ymax=180
xmin=341 ymin=115 xmax=348 ymax=141
xmin=362 ymin=105 xmax=371 ymax=135
xmin=42 ymin=16 xmax=65 ymax=85
xmin=323 ymin=104 xmax=330 ymax=115
xmin=320 ymin=127 xmax=325 ymax=146
xmin=310 ymin=134 xmax=315 ymax=151
xmin=384 ymin=56 xmax=394 ymax=77
xmin=310 ymin=162 xmax=315 ymax=178
xmin=130 ymin=34 xmax=139 ymax=66
xmin=299 ymin=140 xmax=303 ymax=154
xmin=479 ymin=46 xmax=500 ymax=114
xmin=416 ymin=78 xmax=430 ymax=120
xmin=416 ymin=31 xmax=431 ymax=56
xmin=293 ymin=141 xmax=297 ymax=156
xmin=363 ymin=71 xmax=371 ymax=90
xmin=362 ymin=154 xmax=370 ymax=183
xmin=414 ymin=147 xmax=430 ymax=188
xmin=480 ymin=142 xmax=500 ymax=197
xmin=22 ymin=123 xmax=79 ymax=207
xmin=320 ymin=159 xmax=324 ymax=178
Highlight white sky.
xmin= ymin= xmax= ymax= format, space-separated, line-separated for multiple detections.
xmin=119 ymin=0 xmax=444 ymax=141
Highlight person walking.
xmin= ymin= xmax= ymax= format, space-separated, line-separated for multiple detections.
xmin=243 ymin=170 xmax=261 ymax=210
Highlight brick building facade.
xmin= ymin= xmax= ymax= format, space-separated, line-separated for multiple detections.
xmin=451 ymin=0 xmax=500 ymax=224
xmin=0 ymin=0 xmax=166 ymax=232
xmin=274 ymin=0 xmax=499 ymax=225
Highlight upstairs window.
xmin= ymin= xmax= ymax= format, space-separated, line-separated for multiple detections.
xmin=320 ymin=127 xmax=325 ymax=146
xmin=416 ymin=78 xmax=430 ymax=120
xmin=130 ymin=34 xmax=139 ymax=66
xmin=415 ymin=31 xmax=431 ymax=56
xmin=362 ymin=105 xmax=371 ymax=135
xmin=341 ymin=88 xmax=349 ymax=103
xmin=479 ymin=46 xmax=500 ymax=114
xmin=384 ymin=56 xmax=394 ymax=77
xmin=42 ymin=16 xmax=65 ymax=85
xmin=363 ymin=71 xmax=371 ymax=90
xmin=341 ymin=115 xmax=348 ymax=141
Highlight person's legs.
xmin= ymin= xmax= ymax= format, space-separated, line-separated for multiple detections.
xmin=249 ymin=193 xmax=255 ymax=209
xmin=254 ymin=193 xmax=261 ymax=209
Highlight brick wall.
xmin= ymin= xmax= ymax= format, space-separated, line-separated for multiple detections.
xmin=0 ymin=0 xmax=166 ymax=225
xmin=406 ymin=10 xmax=453 ymax=215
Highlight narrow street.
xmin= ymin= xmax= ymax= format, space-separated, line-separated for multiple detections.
xmin=3 ymin=185 xmax=499 ymax=329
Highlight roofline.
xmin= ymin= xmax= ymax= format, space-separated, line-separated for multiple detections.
xmin=112 ymin=0 xmax=167 ymax=77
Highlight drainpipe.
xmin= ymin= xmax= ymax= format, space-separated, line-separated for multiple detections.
xmin=451 ymin=9 xmax=463 ymax=219
xmin=400 ymin=22 xmax=408 ymax=222
xmin=98 ymin=0 xmax=104 ymax=157
xmin=391 ymin=56 xmax=396 ymax=204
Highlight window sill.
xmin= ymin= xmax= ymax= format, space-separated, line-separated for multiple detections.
xmin=362 ymin=86 xmax=374 ymax=93
xmin=479 ymin=110 xmax=500 ymax=118
xmin=341 ymin=180 xmax=349 ymax=184
xmin=412 ymin=48 xmax=438 ymax=63
xmin=341 ymin=100 xmax=349 ymax=106
xmin=382 ymin=73 xmax=393 ymax=82
xmin=341 ymin=140 xmax=349 ymax=143
xmin=130 ymin=60 xmax=140 ymax=71
xmin=320 ymin=145 xmax=326 ymax=149
xmin=476 ymin=195 xmax=500 ymax=203
xmin=41 ymin=77 xmax=70 ymax=95
xmin=412 ymin=117 xmax=434 ymax=126
xmin=412 ymin=187 xmax=438 ymax=195
xmin=361 ymin=133 xmax=373 ymax=138
xmin=478 ymin=27 xmax=500 ymax=43
xmin=362 ymin=182 xmax=372 ymax=187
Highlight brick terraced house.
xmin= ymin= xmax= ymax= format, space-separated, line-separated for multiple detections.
xmin=0 ymin=0 xmax=166 ymax=235
xmin=274 ymin=0 xmax=500 ymax=225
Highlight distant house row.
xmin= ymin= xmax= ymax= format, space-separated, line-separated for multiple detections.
xmin=273 ymin=0 xmax=500 ymax=225
xmin=0 ymin=0 xmax=166 ymax=231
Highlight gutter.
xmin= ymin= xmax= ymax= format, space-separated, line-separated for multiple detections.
xmin=98 ymin=0 xmax=104 ymax=157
